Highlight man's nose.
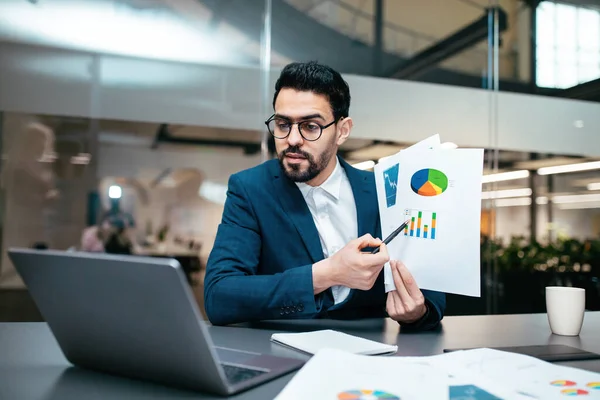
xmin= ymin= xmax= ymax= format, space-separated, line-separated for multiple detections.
xmin=286 ymin=124 xmax=304 ymax=146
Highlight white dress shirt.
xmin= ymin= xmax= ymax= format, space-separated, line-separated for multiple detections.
xmin=296 ymin=157 xmax=358 ymax=304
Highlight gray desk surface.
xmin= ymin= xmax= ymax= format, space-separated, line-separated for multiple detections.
xmin=1 ymin=312 xmax=600 ymax=399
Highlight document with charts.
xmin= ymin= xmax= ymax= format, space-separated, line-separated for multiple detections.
xmin=274 ymin=348 xmax=449 ymax=400
xmin=432 ymin=348 xmax=600 ymax=400
xmin=374 ymin=137 xmax=484 ymax=297
xmin=378 ymin=135 xmax=441 ymax=293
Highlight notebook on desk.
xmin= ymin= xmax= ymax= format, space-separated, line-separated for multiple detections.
xmin=270 ymin=329 xmax=398 ymax=356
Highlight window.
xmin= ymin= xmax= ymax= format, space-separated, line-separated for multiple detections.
xmin=536 ymin=1 xmax=600 ymax=89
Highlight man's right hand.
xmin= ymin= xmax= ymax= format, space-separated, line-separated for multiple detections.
xmin=312 ymin=234 xmax=390 ymax=294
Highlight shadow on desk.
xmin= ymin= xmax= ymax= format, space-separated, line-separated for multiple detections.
xmin=46 ymin=367 xmax=201 ymax=400
xmin=239 ymin=318 xmax=388 ymax=333
xmin=236 ymin=318 xmax=443 ymax=336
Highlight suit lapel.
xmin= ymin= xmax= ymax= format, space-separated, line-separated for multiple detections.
xmin=269 ymin=162 xmax=325 ymax=263
xmin=339 ymin=158 xmax=379 ymax=239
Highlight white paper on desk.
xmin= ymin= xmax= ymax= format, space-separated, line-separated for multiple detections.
xmin=409 ymin=351 xmax=528 ymax=400
xmin=379 ymin=134 xmax=442 ymax=293
xmin=270 ymin=329 xmax=398 ymax=355
xmin=375 ymin=146 xmax=483 ymax=297
xmin=274 ymin=348 xmax=449 ymax=400
xmin=435 ymin=348 xmax=600 ymax=400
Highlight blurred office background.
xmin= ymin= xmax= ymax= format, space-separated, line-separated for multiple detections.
xmin=0 ymin=0 xmax=599 ymax=321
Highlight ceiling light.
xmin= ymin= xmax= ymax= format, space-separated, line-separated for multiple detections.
xmin=38 ymin=151 xmax=58 ymax=163
xmin=558 ymin=202 xmax=600 ymax=210
xmin=108 ymin=185 xmax=122 ymax=199
xmin=537 ymin=161 xmax=600 ymax=175
xmin=481 ymin=170 xmax=529 ymax=183
xmin=481 ymin=188 xmax=532 ymax=200
xmin=0 ymin=2 xmax=228 ymax=65
xmin=70 ymin=152 xmax=91 ymax=165
xmin=198 ymin=181 xmax=227 ymax=205
xmin=552 ymin=193 xmax=600 ymax=204
xmin=494 ymin=198 xmax=532 ymax=207
xmin=440 ymin=142 xmax=458 ymax=149
xmin=352 ymin=160 xmax=375 ymax=170
xmin=587 ymin=182 xmax=600 ymax=191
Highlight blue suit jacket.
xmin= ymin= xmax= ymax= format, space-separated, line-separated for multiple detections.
xmin=204 ymin=157 xmax=445 ymax=328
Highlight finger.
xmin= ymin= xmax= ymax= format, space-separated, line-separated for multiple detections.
xmin=396 ymin=261 xmax=420 ymax=298
xmin=387 ymin=290 xmax=403 ymax=317
xmin=391 ymin=260 xmax=412 ymax=303
xmin=373 ymin=242 xmax=390 ymax=265
xmin=386 ymin=290 xmax=394 ymax=313
xmin=353 ymin=234 xmax=382 ymax=250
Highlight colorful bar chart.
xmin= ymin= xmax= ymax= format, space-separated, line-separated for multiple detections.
xmin=404 ymin=209 xmax=437 ymax=240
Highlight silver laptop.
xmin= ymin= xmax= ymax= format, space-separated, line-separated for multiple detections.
xmin=8 ymin=248 xmax=304 ymax=396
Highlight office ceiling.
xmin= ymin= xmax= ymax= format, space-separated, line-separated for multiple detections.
xmin=3 ymin=0 xmax=600 ymax=179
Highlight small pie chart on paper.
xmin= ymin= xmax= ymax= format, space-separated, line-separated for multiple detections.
xmin=337 ymin=389 xmax=399 ymax=400
xmin=410 ymin=168 xmax=448 ymax=197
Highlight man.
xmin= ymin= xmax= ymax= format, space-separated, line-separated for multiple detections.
xmin=204 ymin=61 xmax=445 ymax=330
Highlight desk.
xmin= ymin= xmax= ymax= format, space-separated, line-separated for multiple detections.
xmin=1 ymin=312 xmax=599 ymax=399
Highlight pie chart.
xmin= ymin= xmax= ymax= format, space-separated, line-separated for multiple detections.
xmin=561 ymin=388 xmax=589 ymax=396
xmin=337 ymin=389 xmax=400 ymax=400
xmin=410 ymin=168 xmax=448 ymax=197
xmin=551 ymin=380 xmax=577 ymax=387
xmin=587 ymin=382 xmax=600 ymax=389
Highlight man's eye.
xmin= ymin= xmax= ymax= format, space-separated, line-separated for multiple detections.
xmin=303 ymin=123 xmax=320 ymax=131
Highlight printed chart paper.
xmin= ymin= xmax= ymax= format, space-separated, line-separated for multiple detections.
xmin=380 ymin=135 xmax=441 ymax=292
xmin=274 ymin=348 xmax=449 ymax=400
xmin=374 ymin=143 xmax=483 ymax=297
xmin=434 ymin=348 xmax=600 ymax=400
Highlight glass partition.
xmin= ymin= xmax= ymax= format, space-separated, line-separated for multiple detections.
xmin=0 ymin=0 xmax=272 ymax=320
xmin=1 ymin=0 xmax=597 ymax=323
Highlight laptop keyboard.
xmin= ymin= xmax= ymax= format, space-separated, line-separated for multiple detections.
xmin=221 ymin=364 xmax=267 ymax=384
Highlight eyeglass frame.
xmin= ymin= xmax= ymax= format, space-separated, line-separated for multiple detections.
xmin=264 ymin=114 xmax=340 ymax=142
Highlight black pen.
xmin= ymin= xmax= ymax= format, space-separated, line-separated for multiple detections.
xmin=371 ymin=219 xmax=410 ymax=254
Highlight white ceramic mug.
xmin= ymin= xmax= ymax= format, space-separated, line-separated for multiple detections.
xmin=546 ymin=286 xmax=586 ymax=336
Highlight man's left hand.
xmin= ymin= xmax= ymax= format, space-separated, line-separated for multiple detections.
xmin=386 ymin=260 xmax=427 ymax=323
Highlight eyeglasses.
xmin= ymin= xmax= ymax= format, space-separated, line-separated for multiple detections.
xmin=264 ymin=114 xmax=337 ymax=142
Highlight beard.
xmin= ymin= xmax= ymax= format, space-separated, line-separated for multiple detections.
xmin=278 ymin=141 xmax=336 ymax=183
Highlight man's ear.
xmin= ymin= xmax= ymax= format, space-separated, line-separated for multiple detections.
xmin=336 ymin=117 xmax=353 ymax=146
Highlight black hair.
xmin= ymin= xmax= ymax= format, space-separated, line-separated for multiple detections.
xmin=272 ymin=61 xmax=351 ymax=121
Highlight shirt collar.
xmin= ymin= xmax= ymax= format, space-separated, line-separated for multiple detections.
xmin=296 ymin=157 xmax=343 ymax=200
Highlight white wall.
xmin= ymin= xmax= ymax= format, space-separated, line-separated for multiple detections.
xmin=1 ymin=42 xmax=600 ymax=158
